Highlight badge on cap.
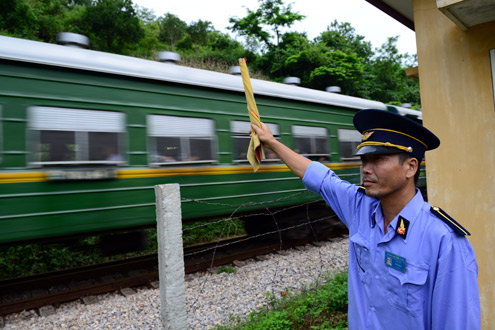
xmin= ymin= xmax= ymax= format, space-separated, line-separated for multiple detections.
xmin=353 ymin=109 xmax=440 ymax=161
xmin=361 ymin=131 xmax=374 ymax=141
xmin=396 ymin=216 xmax=410 ymax=239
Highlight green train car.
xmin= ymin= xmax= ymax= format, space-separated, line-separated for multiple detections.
xmin=0 ymin=35 xmax=424 ymax=245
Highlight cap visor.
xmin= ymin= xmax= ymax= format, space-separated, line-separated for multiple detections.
xmin=353 ymin=145 xmax=405 ymax=156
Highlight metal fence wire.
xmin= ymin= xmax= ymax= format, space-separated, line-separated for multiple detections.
xmin=156 ymin=184 xmax=349 ymax=330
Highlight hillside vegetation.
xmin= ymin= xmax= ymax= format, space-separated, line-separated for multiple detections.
xmin=0 ymin=0 xmax=420 ymax=107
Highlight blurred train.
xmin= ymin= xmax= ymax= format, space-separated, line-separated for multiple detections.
xmin=0 ymin=34 xmax=425 ymax=245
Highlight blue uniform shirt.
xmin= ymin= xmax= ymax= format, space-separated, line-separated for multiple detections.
xmin=303 ymin=162 xmax=480 ymax=330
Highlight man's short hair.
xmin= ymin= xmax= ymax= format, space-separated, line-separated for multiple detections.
xmin=398 ymin=152 xmax=420 ymax=184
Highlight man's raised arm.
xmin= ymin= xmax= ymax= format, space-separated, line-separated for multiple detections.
xmin=251 ymin=123 xmax=311 ymax=179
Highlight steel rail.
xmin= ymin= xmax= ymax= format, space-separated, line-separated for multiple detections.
xmin=0 ymin=228 xmax=346 ymax=317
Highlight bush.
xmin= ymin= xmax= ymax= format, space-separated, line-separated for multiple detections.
xmin=0 ymin=217 xmax=244 ymax=280
xmin=216 ymin=270 xmax=348 ymax=330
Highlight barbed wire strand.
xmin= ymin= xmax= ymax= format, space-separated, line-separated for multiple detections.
xmin=181 ymin=191 xmax=348 ymax=329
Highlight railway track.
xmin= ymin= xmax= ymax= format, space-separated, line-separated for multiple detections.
xmin=0 ymin=224 xmax=347 ymax=318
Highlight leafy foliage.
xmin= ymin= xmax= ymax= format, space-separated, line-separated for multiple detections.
xmin=215 ymin=271 xmax=349 ymax=330
xmin=316 ymin=21 xmax=373 ymax=60
xmin=0 ymin=0 xmax=421 ymax=108
xmin=229 ymin=0 xmax=305 ymax=54
xmin=158 ymin=13 xmax=187 ymax=51
xmin=182 ymin=218 xmax=246 ymax=246
xmin=217 ymin=266 xmax=237 ymax=274
xmin=0 ymin=218 xmax=245 ymax=280
xmin=0 ymin=236 xmax=108 ymax=279
xmin=366 ymin=36 xmax=420 ymax=105
xmin=78 ymin=0 xmax=144 ymax=54
xmin=0 ymin=0 xmax=69 ymax=41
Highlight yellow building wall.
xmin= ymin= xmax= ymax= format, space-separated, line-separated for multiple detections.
xmin=413 ymin=0 xmax=495 ymax=327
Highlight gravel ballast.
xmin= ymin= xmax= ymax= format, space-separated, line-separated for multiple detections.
xmin=3 ymin=237 xmax=349 ymax=330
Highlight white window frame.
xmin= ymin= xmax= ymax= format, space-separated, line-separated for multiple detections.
xmin=147 ymin=115 xmax=217 ymax=165
xmin=338 ymin=128 xmax=362 ymax=161
xmin=292 ymin=125 xmax=329 ymax=158
xmin=28 ymin=107 xmax=126 ymax=166
xmin=230 ymin=121 xmax=280 ymax=163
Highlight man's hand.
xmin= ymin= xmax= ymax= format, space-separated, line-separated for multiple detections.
xmin=251 ymin=123 xmax=277 ymax=150
xmin=251 ymin=122 xmax=311 ymax=179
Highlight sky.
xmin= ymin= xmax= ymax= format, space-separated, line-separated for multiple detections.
xmin=132 ymin=0 xmax=417 ymax=55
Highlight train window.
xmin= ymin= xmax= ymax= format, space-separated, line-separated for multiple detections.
xmin=0 ymin=106 xmax=2 ymax=165
xmin=338 ymin=129 xmax=361 ymax=161
xmin=231 ymin=121 xmax=280 ymax=162
xmin=292 ymin=125 xmax=329 ymax=161
xmin=148 ymin=115 xmax=216 ymax=165
xmin=28 ymin=107 xmax=126 ymax=166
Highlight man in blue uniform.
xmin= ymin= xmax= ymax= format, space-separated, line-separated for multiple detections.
xmin=251 ymin=109 xmax=480 ymax=329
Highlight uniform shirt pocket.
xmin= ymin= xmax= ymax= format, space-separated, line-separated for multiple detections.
xmin=385 ymin=262 xmax=429 ymax=315
xmin=350 ymin=233 xmax=370 ymax=283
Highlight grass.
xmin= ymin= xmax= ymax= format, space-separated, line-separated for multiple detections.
xmin=215 ymin=271 xmax=348 ymax=330
xmin=182 ymin=217 xmax=245 ymax=246
xmin=217 ymin=266 xmax=237 ymax=274
xmin=0 ymin=217 xmax=246 ymax=280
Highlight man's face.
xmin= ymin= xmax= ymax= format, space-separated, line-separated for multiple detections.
xmin=360 ymin=153 xmax=410 ymax=199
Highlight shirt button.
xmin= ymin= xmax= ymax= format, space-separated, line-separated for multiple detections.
xmin=375 ymin=275 xmax=379 ymax=279
xmin=371 ymin=306 xmax=376 ymax=312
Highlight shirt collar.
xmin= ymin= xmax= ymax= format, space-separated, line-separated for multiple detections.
xmin=370 ymin=189 xmax=424 ymax=230
xmin=393 ymin=189 xmax=424 ymax=226
xmin=371 ymin=205 xmax=379 ymax=228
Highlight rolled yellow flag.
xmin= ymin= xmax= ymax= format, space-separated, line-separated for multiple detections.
xmin=239 ymin=58 xmax=265 ymax=172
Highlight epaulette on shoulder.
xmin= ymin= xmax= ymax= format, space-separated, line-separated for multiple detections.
xmin=430 ymin=206 xmax=470 ymax=236
xmin=357 ymin=186 xmax=366 ymax=194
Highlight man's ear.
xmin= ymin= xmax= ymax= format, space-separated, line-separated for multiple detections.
xmin=405 ymin=157 xmax=419 ymax=179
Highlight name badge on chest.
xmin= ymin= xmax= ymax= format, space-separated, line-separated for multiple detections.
xmin=385 ymin=251 xmax=407 ymax=273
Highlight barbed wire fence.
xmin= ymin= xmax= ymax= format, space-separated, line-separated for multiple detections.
xmin=155 ymin=183 xmax=350 ymax=330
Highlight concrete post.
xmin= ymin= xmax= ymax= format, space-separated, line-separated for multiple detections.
xmin=155 ymin=183 xmax=187 ymax=330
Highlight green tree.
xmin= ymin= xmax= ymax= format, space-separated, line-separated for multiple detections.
xmin=134 ymin=4 xmax=156 ymax=25
xmin=36 ymin=0 xmax=71 ymax=42
xmin=228 ymin=0 xmax=305 ymax=54
xmin=257 ymin=31 xmax=310 ymax=78
xmin=205 ymin=31 xmax=254 ymax=64
xmin=79 ymin=0 xmax=144 ymax=54
xmin=283 ymin=43 xmax=365 ymax=94
xmin=0 ymin=0 xmax=73 ymax=42
xmin=68 ymin=0 xmax=93 ymax=5
xmin=188 ymin=19 xmax=213 ymax=46
xmin=176 ymin=19 xmax=213 ymax=52
xmin=261 ymin=22 xmax=370 ymax=96
xmin=367 ymin=36 xmax=420 ymax=106
xmin=158 ymin=13 xmax=187 ymax=51
xmin=62 ymin=2 xmax=87 ymax=35
xmin=0 ymin=1 xmax=419 ymax=106
xmin=316 ymin=20 xmax=373 ymax=62
xmin=0 ymin=0 xmax=39 ymax=39
xmin=132 ymin=5 xmax=161 ymax=58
